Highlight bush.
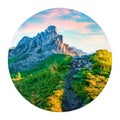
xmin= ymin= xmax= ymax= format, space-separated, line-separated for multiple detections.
xmin=71 ymin=50 xmax=112 ymax=105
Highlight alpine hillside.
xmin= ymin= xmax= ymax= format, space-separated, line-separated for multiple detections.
xmin=8 ymin=25 xmax=85 ymax=73
xmin=8 ymin=25 xmax=112 ymax=112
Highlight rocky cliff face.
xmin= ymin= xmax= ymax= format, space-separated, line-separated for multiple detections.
xmin=9 ymin=25 xmax=79 ymax=57
xmin=8 ymin=25 xmax=85 ymax=72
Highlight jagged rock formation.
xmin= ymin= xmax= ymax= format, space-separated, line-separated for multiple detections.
xmin=71 ymin=55 xmax=92 ymax=72
xmin=8 ymin=25 xmax=85 ymax=73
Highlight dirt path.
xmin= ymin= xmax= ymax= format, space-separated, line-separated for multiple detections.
xmin=62 ymin=68 xmax=83 ymax=111
xmin=62 ymin=55 xmax=91 ymax=111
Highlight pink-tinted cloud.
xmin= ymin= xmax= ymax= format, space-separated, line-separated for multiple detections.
xmin=17 ymin=19 xmax=93 ymax=36
xmin=17 ymin=8 xmax=94 ymax=36
xmin=18 ymin=23 xmax=44 ymax=34
xmin=35 ymin=8 xmax=70 ymax=20
xmin=12 ymin=8 xmax=110 ymax=52
xmin=52 ymin=20 xmax=92 ymax=33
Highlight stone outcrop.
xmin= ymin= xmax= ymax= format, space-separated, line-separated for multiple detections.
xmin=9 ymin=25 xmax=84 ymax=57
xmin=8 ymin=25 xmax=86 ymax=73
xmin=71 ymin=55 xmax=92 ymax=72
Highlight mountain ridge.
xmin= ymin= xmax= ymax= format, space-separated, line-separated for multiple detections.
xmin=8 ymin=25 xmax=86 ymax=72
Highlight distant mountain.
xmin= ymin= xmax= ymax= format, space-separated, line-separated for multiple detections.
xmin=8 ymin=25 xmax=86 ymax=73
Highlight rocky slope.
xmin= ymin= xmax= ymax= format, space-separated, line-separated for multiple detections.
xmin=8 ymin=25 xmax=85 ymax=73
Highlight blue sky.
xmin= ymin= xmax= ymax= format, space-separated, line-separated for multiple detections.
xmin=11 ymin=8 xmax=110 ymax=53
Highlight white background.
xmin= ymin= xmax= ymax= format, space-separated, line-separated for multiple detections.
xmin=0 ymin=0 xmax=120 ymax=120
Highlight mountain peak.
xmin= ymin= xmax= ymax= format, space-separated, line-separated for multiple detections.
xmin=47 ymin=25 xmax=56 ymax=33
xmin=9 ymin=25 xmax=85 ymax=72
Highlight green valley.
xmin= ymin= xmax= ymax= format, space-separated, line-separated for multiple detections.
xmin=8 ymin=50 xmax=112 ymax=112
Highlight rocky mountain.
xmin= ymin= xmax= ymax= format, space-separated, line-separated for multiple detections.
xmin=8 ymin=25 xmax=86 ymax=73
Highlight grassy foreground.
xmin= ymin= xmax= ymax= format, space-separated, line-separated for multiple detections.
xmin=9 ymin=50 xmax=112 ymax=112
xmin=11 ymin=54 xmax=71 ymax=111
xmin=71 ymin=50 xmax=112 ymax=105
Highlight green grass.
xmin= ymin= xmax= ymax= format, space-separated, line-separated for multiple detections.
xmin=8 ymin=54 xmax=30 ymax=64
xmin=30 ymin=54 xmax=71 ymax=73
xmin=11 ymin=54 xmax=72 ymax=111
xmin=9 ymin=50 xmax=112 ymax=111
xmin=71 ymin=50 xmax=112 ymax=105
xmin=8 ymin=56 xmax=17 ymax=64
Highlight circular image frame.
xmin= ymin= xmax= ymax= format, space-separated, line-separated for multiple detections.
xmin=8 ymin=8 xmax=112 ymax=112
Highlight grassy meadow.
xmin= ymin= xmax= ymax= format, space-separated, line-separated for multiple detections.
xmin=8 ymin=50 xmax=112 ymax=112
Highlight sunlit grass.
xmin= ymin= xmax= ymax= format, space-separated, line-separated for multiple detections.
xmin=9 ymin=50 xmax=112 ymax=111
xmin=11 ymin=54 xmax=71 ymax=111
xmin=71 ymin=50 xmax=112 ymax=105
xmin=48 ymin=89 xmax=64 ymax=112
